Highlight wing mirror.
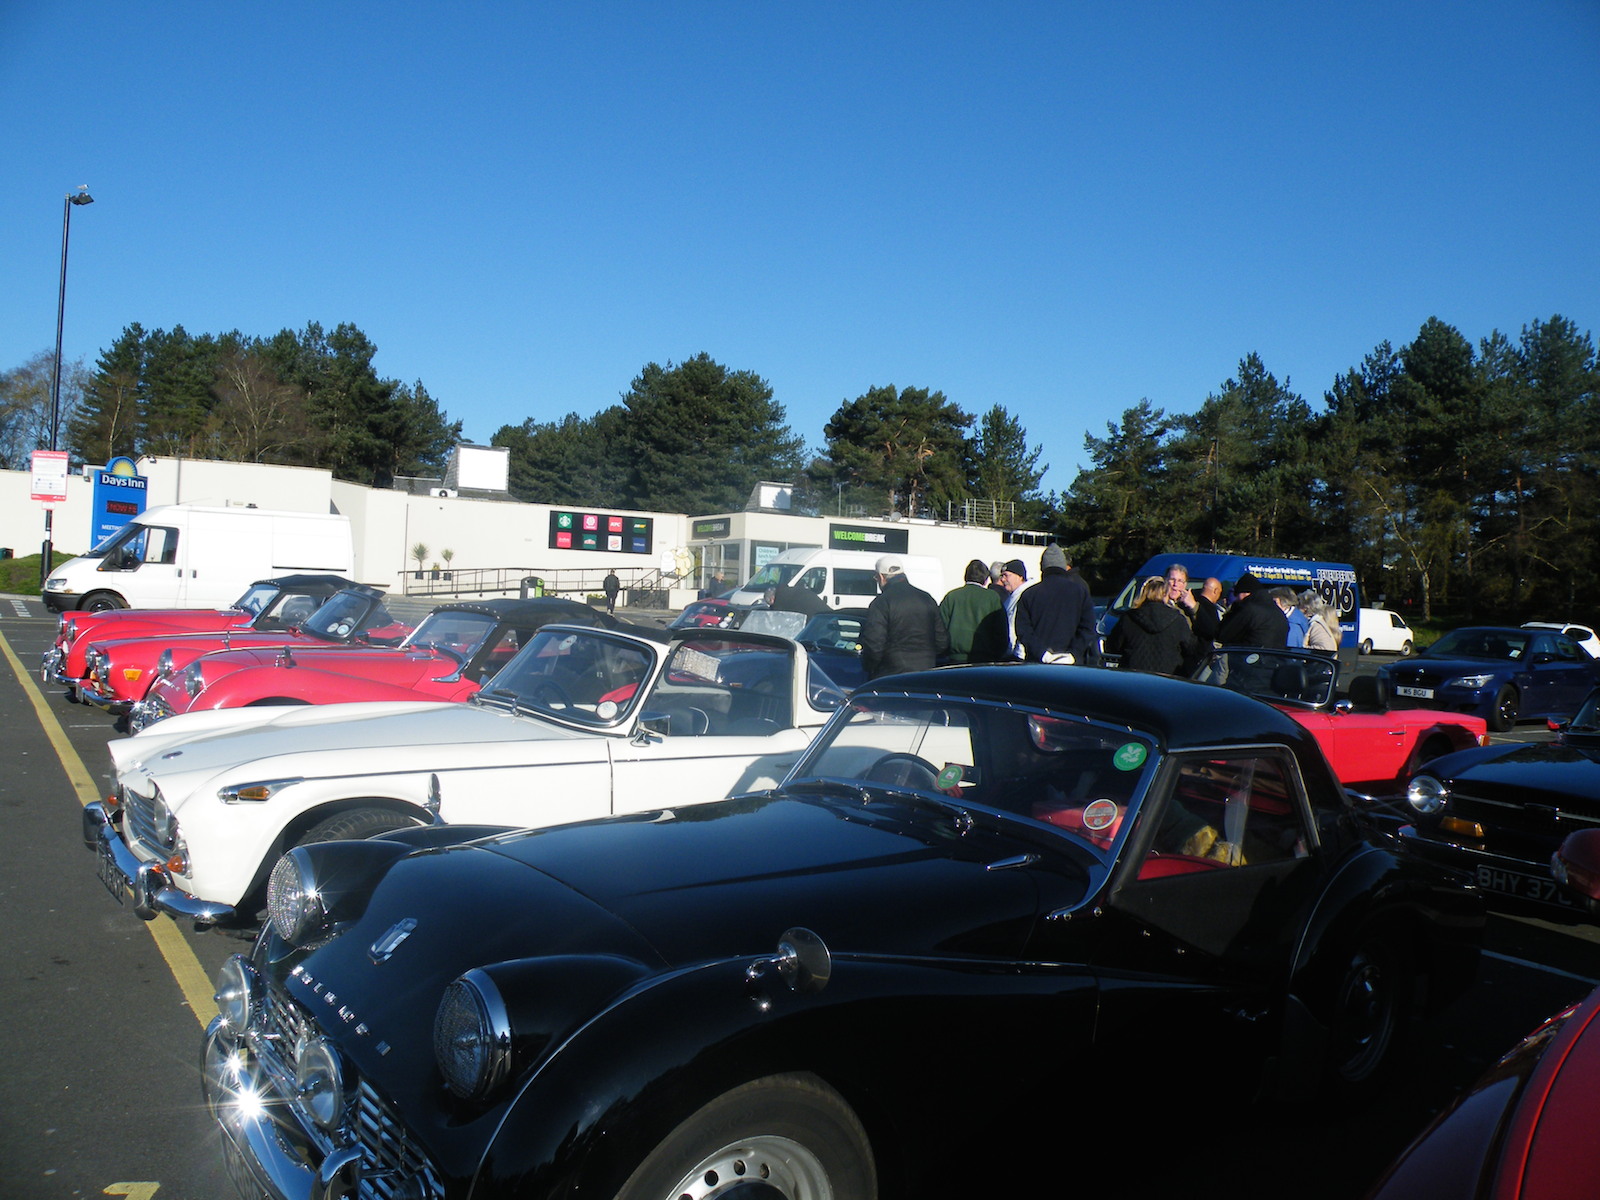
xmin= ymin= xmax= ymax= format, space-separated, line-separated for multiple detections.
xmin=1551 ymin=829 xmax=1600 ymax=916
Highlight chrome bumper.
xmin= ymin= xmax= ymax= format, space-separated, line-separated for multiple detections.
xmin=204 ymin=1018 xmax=363 ymax=1200
xmin=82 ymin=800 xmax=236 ymax=925
xmin=128 ymin=695 xmax=173 ymax=734
xmin=75 ymin=680 xmax=132 ymax=714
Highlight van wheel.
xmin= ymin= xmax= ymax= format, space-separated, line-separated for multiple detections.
xmin=613 ymin=1073 xmax=874 ymax=1200
xmin=1400 ymin=640 xmax=1413 ymax=655
xmin=82 ymin=591 xmax=125 ymax=612
xmin=1359 ymin=638 xmax=1373 ymax=655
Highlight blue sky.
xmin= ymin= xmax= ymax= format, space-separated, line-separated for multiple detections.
xmin=3 ymin=1 xmax=1596 ymax=496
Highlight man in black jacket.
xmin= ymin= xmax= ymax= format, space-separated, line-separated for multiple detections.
xmin=1215 ymin=573 xmax=1289 ymax=648
xmin=1015 ymin=544 xmax=1098 ymax=664
xmin=860 ymin=555 xmax=950 ymax=679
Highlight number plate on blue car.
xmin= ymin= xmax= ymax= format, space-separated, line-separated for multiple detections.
xmin=1396 ymin=685 xmax=1434 ymax=699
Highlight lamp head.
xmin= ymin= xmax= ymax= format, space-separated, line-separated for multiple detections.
xmin=68 ymin=187 xmax=93 ymax=206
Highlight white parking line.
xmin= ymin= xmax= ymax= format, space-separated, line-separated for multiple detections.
xmin=7 ymin=599 xmax=30 ymax=618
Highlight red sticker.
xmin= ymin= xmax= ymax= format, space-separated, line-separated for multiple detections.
xmin=1083 ymin=799 xmax=1119 ymax=831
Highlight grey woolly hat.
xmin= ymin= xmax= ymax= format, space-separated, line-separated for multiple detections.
xmin=1041 ymin=544 xmax=1067 ymax=572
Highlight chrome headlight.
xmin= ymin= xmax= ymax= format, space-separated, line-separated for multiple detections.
xmin=1448 ymin=674 xmax=1495 ymax=690
xmin=266 ymin=849 xmax=328 ymax=944
xmin=44 ymin=577 xmax=68 ymax=593
xmin=85 ymin=648 xmax=108 ymax=678
xmin=184 ymin=661 xmax=206 ymax=698
xmin=156 ymin=648 xmax=176 ymax=680
xmin=58 ymin=615 xmax=74 ymax=644
xmin=1406 ymin=774 xmax=1449 ymax=815
xmin=151 ymin=792 xmax=179 ymax=849
xmin=434 ymin=970 xmax=512 ymax=1100
xmin=294 ymin=1034 xmax=347 ymax=1131
xmin=214 ymin=955 xmax=261 ymax=1033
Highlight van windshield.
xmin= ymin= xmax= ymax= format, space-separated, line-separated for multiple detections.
xmin=745 ymin=562 xmax=802 ymax=589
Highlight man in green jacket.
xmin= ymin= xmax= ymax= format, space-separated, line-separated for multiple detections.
xmin=939 ymin=559 xmax=1007 ymax=663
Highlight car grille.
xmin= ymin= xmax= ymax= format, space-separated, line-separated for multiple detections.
xmin=119 ymin=783 xmax=162 ymax=856
xmin=257 ymin=978 xmax=445 ymax=1200
xmin=1446 ymin=786 xmax=1600 ymax=860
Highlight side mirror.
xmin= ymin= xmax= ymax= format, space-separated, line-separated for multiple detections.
xmin=1551 ymin=829 xmax=1600 ymax=916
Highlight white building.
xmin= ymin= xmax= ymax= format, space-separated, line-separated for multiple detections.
xmin=2 ymin=457 xmax=1053 ymax=607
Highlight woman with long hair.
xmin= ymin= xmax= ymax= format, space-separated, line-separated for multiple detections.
xmin=1106 ymin=575 xmax=1197 ymax=675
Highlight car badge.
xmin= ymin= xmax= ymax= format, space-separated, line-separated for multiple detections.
xmin=370 ymin=917 xmax=418 ymax=963
xmin=1083 ymin=798 xmax=1120 ymax=831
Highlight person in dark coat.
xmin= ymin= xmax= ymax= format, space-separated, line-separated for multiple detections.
xmin=1215 ymin=572 xmax=1290 ymax=648
xmin=939 ymin=559 xmax=1007 ymax=664
xmin=860 ymin=555 xmax=950 ymax=679
xmin=603 ymin=570 xmax=621 ymax=614
xmin=1106 ymin=576 xmax=1197 ymax=675
xmin=1015 ymin=544 xmax=1097 ymax=664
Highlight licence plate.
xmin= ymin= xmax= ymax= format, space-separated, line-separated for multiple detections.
xmin=1475 ymin=863 xmax=1570 ymax=905
xmin=1396 ymin=685 xmax=1434 ymax=699
xmin=96 ymin=840 xmax=127 ymax=905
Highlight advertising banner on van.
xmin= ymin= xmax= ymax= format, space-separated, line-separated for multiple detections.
xmin=827 ymin=523 xmax=910 ymax=555
xmin=90 ymin=456 xmax=148 ymax=544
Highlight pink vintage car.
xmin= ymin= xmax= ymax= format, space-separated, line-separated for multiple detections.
xmin=77 ymin=586 xmax=410 ymax=717
xmin=128 ymin=597 xmax=646 ymax=732
xmin=41 ymin=574 xmax=359 ymax=701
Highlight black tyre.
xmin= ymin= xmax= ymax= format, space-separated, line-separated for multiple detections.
xmin=1324 ymin=937 xmax=1409 ymax=1105
xmin=82 ymin=591 xmax=125 ymax=612
xmin=1488 ymin=685 xmax=1519 ymax=733
xmin=613 ymin=1073 xmax=875 ymax=1200
xmin=294 ymin=807 xmax=421 ymax=848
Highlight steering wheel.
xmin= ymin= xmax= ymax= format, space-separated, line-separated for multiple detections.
xmin=521 ymin=679 xmax=573 ymax=710
xmin=864 ymin=752 xmax=941 ymax=791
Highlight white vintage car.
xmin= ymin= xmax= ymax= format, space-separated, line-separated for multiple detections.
xmin=83 ymin=624 xmax=847 ymax=925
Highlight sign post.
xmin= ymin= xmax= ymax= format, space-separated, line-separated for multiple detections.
xmin=30 ymin=449 xmax=70 ymax=583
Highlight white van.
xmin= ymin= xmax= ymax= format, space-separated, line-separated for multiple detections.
xmin=1358 ymin=607 xmax=1415 ymax=655
xmin=42 ymin=505 xmax=355 ymax=613
xmin=729 ymin=548 xmax=945 ymax=610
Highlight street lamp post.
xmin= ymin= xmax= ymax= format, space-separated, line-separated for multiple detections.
xmin=42 ymin=185 xmax=93 ymax=583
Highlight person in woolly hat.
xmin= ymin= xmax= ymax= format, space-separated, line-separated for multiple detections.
xmin=1015 ymin=544 xmax=1096 ymax=664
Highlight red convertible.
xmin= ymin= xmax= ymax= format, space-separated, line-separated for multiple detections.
xmin=76 ymin=586 xmax=410 ymax=718
xmin=41 ymin=574 xmax=358 ymax=701
xmin=1192 ymin=646 xmax=1488 ymax=794
xmin=128 ymin=597 xmax=646 ymax=732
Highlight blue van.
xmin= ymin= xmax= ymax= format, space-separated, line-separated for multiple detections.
xmin=1102 ymin=553 xmax=1362 ymax=651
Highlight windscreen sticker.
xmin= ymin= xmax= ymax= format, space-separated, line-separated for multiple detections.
xmin=936 ymin=764 xmax=965 ymax=790
xmin=1083 ymin=798 xmax=1120 ymax=830
xmin=1113 ymin=742 xmax=1148 ymax=771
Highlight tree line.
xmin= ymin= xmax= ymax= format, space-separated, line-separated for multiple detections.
xmin=1 ymin=322 xmax=461 ymax=487
xmin=3 ymin=311 xmax=1593 ymax=624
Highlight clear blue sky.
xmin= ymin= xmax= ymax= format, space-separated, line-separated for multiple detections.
xmin=4 ymin=1 xmax=1596 ymax=496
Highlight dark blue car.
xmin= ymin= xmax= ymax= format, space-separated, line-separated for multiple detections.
xmin=1377 ymin=625 xmax=1600 ymax=732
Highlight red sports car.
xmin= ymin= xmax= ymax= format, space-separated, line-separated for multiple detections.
xmin=1191 ymin=646 xmax=1488 ymax=794
xmin=128 ymin=597 xmax=646 ymax=732
xmin=1367 ymin=983 xmax=1600 ymax=1199
xmin=41 ymin=574 xmax=358 ymax=701
xmin=76 ymin=586 xmax=409 ymax=717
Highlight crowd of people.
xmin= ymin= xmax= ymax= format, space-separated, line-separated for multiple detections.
xmin=858 ymin=550 xmax=1341 ymax=682
xmin=859 ymin=546 xmax=1099 ymax=679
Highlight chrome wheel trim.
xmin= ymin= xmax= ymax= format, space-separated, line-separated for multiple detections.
xmin=656 ymin=1134 xmax=835 ymax=1199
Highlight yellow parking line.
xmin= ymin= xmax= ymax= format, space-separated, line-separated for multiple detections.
xmin=0 ymin=629 xmax=216 ymax=1027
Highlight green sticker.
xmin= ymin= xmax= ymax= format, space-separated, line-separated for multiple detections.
xmin=936 ymin=764 xmax=964 ymax=789
xmin=1113 ymin=743 xmax=1148 ymax=771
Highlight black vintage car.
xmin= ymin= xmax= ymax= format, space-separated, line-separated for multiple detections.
xmin=202 ymin=665 xmax=1482 ymax=1200
xmin=1401 ymin=685 xmax=1600 ymax=918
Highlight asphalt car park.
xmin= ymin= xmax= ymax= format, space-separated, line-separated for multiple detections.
xmin=0 ymin=596 xmax=1596 ymax=1200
